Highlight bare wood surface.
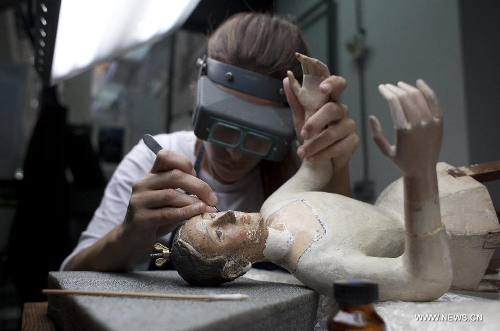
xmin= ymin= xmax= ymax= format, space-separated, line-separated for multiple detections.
xmin=21 ymin=302 xmax=56 ymax=331
xmin=474 ymin=279 xmax=500 ymax=293
xmin=485 ymin=258 xmax=500 ymax=275
xmin=484 ymin=231 xmax=500 ymax=249
xmin=449 ymin=160 xmax=500 ymax=182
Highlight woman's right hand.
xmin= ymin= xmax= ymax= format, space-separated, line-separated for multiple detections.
xmin=122 ymin=149 xmax=218 ymax=253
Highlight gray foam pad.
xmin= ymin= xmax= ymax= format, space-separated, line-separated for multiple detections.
xmin=47 ymin=271 xmax=319 ymax=331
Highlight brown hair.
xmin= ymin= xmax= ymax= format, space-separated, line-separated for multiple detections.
xmin=206 ymin=12 xmax=308 ymax=198
xmin=208 ymin=12 xmax=308 ymax=82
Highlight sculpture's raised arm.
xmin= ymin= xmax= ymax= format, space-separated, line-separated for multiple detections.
xmin=370 ymin=81 xmax=444 ymax=236
xmin=362 ymin=80 xmax=452 ymax=300
xmin=261 ymin=53 xmax=333 ymax=218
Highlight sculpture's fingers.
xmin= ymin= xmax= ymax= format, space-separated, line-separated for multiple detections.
xmin=287 ymin=70 xmax=302 ymax=96
xmin=295 ymin=53 xmax=310 ymax=75
xmin=416 ymin=79 xmax=443 ymax=120
xmin=384 ymin=83 xmax=421 ymax=125
xmin=378 ymin=84 xmax=408 ymax=129
xmin=311 ymin=58 xmax=330 ymax=78
xmin=283 ymin=77 xmax=306 ymax=136
xmin=369 ymin=115 xmax=394 ymax=158
xmin=295 ymin=53 xmax=330 ymax=78
xmin=397 ymin=81 xmax=433 ymax=122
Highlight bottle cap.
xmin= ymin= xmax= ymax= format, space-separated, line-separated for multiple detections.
xmin=333 ymin=280 xmax=378 ymax=304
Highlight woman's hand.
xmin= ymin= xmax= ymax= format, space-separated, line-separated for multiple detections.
xmin=122 ymin=149 xmax=218 ymax=252
xmin=284 ymin=54 xmax=359 ymax=174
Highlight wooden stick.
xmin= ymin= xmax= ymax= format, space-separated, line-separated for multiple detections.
xmin=43 ymin=289 xmax=248 ymax=301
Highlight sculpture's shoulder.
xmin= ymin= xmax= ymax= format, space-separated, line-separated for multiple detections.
xmin=261 ymin=191 xmax=352 ymax=221
xmin=263 ymin=191 xmax=398 ymax=235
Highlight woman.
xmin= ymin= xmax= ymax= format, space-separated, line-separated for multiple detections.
xmin=61 ymin=12 xmax=359 ymax=271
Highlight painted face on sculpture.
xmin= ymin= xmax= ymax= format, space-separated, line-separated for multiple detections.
xmin=171 ymin=211 xmax=268 ymax=286
xmin=180 ymin=211 xmax=266 ymax=258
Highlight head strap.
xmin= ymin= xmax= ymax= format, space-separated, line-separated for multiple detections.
xmin=197 ymin=56 xmax=287 ymax=104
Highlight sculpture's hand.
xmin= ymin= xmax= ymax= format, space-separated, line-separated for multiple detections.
xmin=286 ymin=53 xmax=330 ymax=119
xmin=122 ymin=149 xmax=218 ymax=252
xmin=370 ymin=80 xmax=443 ymax=176
xmin=284 ymin=53 xmax=359 ymax=170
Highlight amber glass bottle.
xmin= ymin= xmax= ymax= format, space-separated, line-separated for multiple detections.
xmin=326 ymin=281 xmax=386 ymax=331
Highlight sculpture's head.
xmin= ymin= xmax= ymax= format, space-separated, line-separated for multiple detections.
xmin=171 ymin=211 xmax=268 ymax=286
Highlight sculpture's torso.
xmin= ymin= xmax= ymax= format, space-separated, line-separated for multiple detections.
xmin=264 ymin=192 xmax=405 ymax=274
xmin=266 ymin=199 xmax=326 ymax=269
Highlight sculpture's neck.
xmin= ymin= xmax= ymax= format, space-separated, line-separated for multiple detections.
xmin=262 ymin=227 xmax=293 ymax=268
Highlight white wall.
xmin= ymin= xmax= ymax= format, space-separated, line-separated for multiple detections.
xmin=278 ymin=0 xmax=468 ymax=198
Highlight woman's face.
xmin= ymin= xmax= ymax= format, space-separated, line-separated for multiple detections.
xmin=203 ymin=142 xmax=262 ymax=184
xmin=203 ymin=86 xmax=285 ymax=184
xmin=180 ymin=211 xmax=267 ymax=259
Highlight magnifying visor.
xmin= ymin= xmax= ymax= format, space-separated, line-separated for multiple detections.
xmin=192 ymin=57 xmax=295 ymax=161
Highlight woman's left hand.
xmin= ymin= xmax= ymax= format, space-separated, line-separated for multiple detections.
xmin=283 ymin=74 xmax=359 ymax=172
